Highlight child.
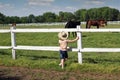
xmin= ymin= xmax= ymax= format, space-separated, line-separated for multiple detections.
xmin=58 ymin=31 xmax=79 ymax=69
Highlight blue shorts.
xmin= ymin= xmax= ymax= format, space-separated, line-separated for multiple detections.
xmin=59 ymin=50 xmax=68 ymax=59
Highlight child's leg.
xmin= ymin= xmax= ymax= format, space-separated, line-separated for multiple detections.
xmin=65 ymin=58 xmax=68 ymax=61
xmin=59 ymin=59 xmax=65 ymax=69
xmin=61 ymin=59 xmax=64 ymax=69
xmin=59 ymin=59 xmax=63 ymax=66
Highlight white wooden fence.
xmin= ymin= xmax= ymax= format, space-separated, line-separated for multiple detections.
xmin=15 ymin=21 xmax=120 ymax=26
xmin=1 ymin=25 xmax=120 ymax=64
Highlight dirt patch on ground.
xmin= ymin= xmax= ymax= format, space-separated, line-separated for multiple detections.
xmin=0 ymin=66 xmax=120 ymax=80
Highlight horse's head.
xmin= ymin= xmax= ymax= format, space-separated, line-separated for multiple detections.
xmin=104 ymin=20 xmax=107 ymax=26
xmin=12 ymin=23 xmax=16 ymax=26
xmin=99 ymin=20 xmax=107 ymax=27
xmin=65 ymin=20 xmax=81 ymax=28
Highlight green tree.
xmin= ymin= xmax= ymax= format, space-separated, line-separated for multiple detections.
xmin=28 ymin=14 xmax=36 ymax=23
xmin=43 ymin=12 xmax=57 ymax=22
xmin=99 ymin=7 xmax=111 ymax=20
xmin=4 ymin=16 xmax=11 ymax=24
xmin=0 ymin=12 xmax=5 ymax=23
xmin=64 ymin=12 xmax=75 ymax=21
xmin=59 ymin=11 xmax=75 ymax=21
xmin=59 ymin=11 xmax=65 ymax=21
xmin=118 ymin=13 xmax=120 ymax=20
xmin=75 ymin=9 xmax=87 ymax=21
xmin=9 ymin=16 xmax=21 ymax=23
xmin=35 ymin=15 xmax=45 ymax=23
xmin=87 ymin=8 xmax=101 ymax=20
xmin=110 ymin=8 xmax=119 ymax=21
xmin=21 ymin=17 xmax=28 ymax=23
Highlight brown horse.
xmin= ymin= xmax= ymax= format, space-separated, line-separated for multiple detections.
xmin=86 ymin=20 xmax=107 ymax=29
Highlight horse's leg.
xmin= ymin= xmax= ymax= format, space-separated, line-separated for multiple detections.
xmin=75 ymin=32 xmax=77 ymax=37
xmin=68 ymin=32 xmax=70 ymax=37
xmin=72 ymin=32 xmax=74 ymax=37
xmin=86 ymin=20 xmax=88 ymax=28
xmin=97 ymin=25 xmax=99 ymax=28
xmin=86 ymin=25 xmax=88 ymax=28
xmin=88 ymin=25 xmax=91 ymax=29
xmin=89 ymin=26 xmax=90 ymax=29
xmin=72 ymin=32 xmax=77 ymax=37
xmin=86 ymin=25 xmax=89 ymax=29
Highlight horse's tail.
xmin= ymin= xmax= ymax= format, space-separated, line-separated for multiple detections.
xmin=65 ymin=22 xmax=68 ymax=28
xmin=86 ymin=20 xmax=88 ymax=28
xmin=105 ymin=20 xmax=107 ymax=26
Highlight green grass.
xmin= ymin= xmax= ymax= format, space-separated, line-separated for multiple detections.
xmin=0 ymin=24 xmax=120 ymax=73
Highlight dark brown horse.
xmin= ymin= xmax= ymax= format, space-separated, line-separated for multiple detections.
xmin=65 ymin=20 xmax=81 ymax=37
xmin=86 ymin=20 xmax=107 ymax=29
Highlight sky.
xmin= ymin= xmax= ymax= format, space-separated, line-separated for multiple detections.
xmin=0 ymin=0 xmax=120 ymax=17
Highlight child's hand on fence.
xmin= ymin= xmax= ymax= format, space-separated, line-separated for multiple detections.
xmin=76 ymin=36 xmax=79 ymax=40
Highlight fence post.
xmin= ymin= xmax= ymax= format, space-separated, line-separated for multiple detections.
xmin=10 ymin=23 xmax=16 ymax=59
xmin=77 ymin=25 xmax=82 ymax=64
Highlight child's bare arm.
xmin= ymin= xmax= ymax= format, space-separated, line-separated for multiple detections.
xmin=67 ymin=36 xmax=79 ymax=43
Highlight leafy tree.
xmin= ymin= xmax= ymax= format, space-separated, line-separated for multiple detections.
xmin=64 ymin=12 xmax=75 ymax=21
xmin=4 ymin=16 xmax=11 ymax=24
xmin=9 ymin=16 xmax=21 ymax=23
xmin=75 ymin=9 xmax=87 ymax=21
xmin=28 ymin=14 xmax=36 ymax=23
xmin=110 ymin=8 xmax=119 ymax=21
xmin=43 ymin=12 xmax=57 ymax=22
xmin=99 ymin=7 xmax=111 ymax=20
xmin=21 ymin=17 xmax=29 ymax=23
xmin=0 ymin=12 xmax=5 ymax=23
xmin=35 ymin=15 xmax=45 ymax=23
xmin=59 ymin=11 xmax=75 ymax=21
xmin=59 ymin=11 xmax=65 ymax=22
xmin=86 ymin=8 xmax=101 ymax=20
xmin=118 ymin=13 xmax=120 ymax=20
xmin=0 ymin=6 xmax=120 ymax=23
xmin=85 ymin=11 xmax=90 ymax=21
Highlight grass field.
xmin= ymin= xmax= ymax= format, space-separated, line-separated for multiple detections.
xmin=0 ymin=24 xmax=120 ymax=79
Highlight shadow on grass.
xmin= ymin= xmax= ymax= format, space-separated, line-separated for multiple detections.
xmin=0 ymin=51 xmax=11 ymax=55
xmin=83 ymin=57 xmax=120 ymax=64
xmin=83 ymin=58 xmax=98 ymax=64
xmin=18 ymin=54 xmax=59 ymax=60
xmin=30 ymin=55 xmax=58 ymax=60
xmin=0 ymin=77 xmax=21 ymax=80
xmin=0 ymin=70 xmax=21 ymax=80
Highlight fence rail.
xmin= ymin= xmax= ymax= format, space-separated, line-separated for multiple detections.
xmin=0 ymin=25 xmax=120 ymax=64
xmin=0 ymin=30 xmax=10 ymax=33
xmin=0 ymin=46 xmax=11 ymax=49
xmin=15 ymin=21 xmax=120 ymax=26
xmin=0 ymin=21 xmax=119 ymax=27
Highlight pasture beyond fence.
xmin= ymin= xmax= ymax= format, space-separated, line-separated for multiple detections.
xmin=1 ymin=25 xmax=120 ymax=64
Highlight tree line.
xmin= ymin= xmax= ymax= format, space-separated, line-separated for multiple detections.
xmin=0 ymin=7 xmax=120 ymax=24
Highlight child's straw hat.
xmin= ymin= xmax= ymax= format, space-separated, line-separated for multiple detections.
xmin=58 ymin=31 xmax=68 ymax=40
